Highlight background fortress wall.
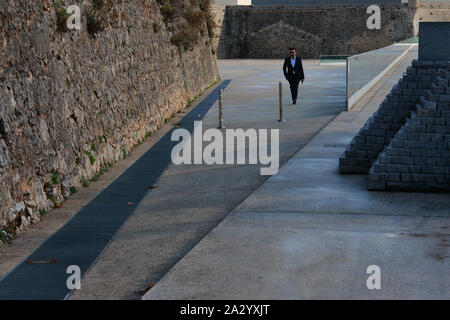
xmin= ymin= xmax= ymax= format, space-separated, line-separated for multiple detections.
xmin=417 ymin=0 xmax=450 ymax=3
xmin=215 ymin=3 xmax=415 ymax=58
xmin=412 ymin=2 xmax=450 ymax=36
xmin=211 ymin=2 xmax=450 ymax=59
xmin=251 ymin=1 xmax=448 ymax=4
xmin=252 ymin=0 xmax=403 ymax=5
xmin=0 ymin=0 xmax=219 ymax=237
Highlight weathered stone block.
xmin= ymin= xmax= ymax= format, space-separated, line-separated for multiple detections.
xmin=401 ymin=173 xmax=412 ymax=182
xmin=367 ymin=180 xmax=386 ymax=190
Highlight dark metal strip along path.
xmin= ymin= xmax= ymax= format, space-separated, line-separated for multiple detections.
xmin=0 ymin=80 xmax=231 ymax=300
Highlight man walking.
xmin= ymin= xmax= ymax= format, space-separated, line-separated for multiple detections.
xmin=283 ymin=48 xmax=305 ymax=104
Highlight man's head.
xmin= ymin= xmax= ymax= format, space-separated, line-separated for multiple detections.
xmin=289 ymin=47 xmax=296 ymax=58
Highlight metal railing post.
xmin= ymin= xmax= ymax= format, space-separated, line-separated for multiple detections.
xmin=218 ymin=89 xmax=225 ymax=129
xmin=278 ymin=82 xmax=286 ymax=122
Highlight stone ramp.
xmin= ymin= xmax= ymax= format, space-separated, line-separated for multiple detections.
xmin=143 ymin=126 xmax=450 ymax=299
xmin=68 ymin=60 xmax=347 ymax=299
xmin=143 ymin=53 xmax=450 ymax=300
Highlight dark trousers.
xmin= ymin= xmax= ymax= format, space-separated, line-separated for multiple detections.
xmin=288 ymin=76 xmax=301 ymax=101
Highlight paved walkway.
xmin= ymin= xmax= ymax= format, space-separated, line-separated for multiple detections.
xmin=67 ymin=60 xmax=346 ymax=299
xmin=144 ymin=51 xmax=450 ymax=299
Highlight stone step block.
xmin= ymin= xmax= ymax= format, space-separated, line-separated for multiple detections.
xmin=369 ymin=167 xmax=450 ymax=191
xmin=409 ymin=115 xmax=450 ymax=126
xmin=412 ymin=60 xmax=450 ymax=69
xmin=384 ymin=146 xmax=410 ymax=157
xmin=367 ymin=121 xmax=403 ymax=132
xmin=404 ymin=88 xmax=430 ymax=96
xmin=339 ymin=157 xmax=373 ymax=174
xmin=409 ymin=148 xmax=450 ymax=158
xmin=416 ymin=68 xmax=434 ymax=75
xmin=439 ymin=68 xmax=449 ymax=79
xmin=372 ymin=161 xmax=450 ymax=175
xmin=415 ymin=105 xmax=441 ymax=118
xmin=379 ymin=101 xmax=417 ymax=110
xmin=430 ymin=82 xmax=446 ymax=94
xmin=436 ymin=94 xmax=450 ymax=103
xmin=376 ymin=109 xmax=413 ymax=117
xmin=419 ymin=96 xmax=437 ymax=110
xmin=339 ymin=165 xmax=371 ymax=174
xmin=347 ymin=142 xmax=386 ymax=153
xmin=372 ymin=113 xmax=409 ymax=123
xmin=398 ymin=79 xmax=429 ymax=89
xmin=373 ymin=180 xmax=450 ymax=191
xmin=425 ymin=91 xmax=439 ymax=102
xmin=436 ymin=102 xmax=450 ymax=110
xmin=406 ymin=66 xmax=416 ymax=75
xmin=434 ymin=76 xmax=449 ymax=88
xmin=405 ymin=81 xmax=418 ymax=89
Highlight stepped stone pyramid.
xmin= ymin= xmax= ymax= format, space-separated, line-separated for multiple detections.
xmin=340 ymin=22 xmax=450 ymax=192
xmin=368 ymin=65 xmax=450 ymax=191
xmin=339 ymin=60 xmax=444 ymax=174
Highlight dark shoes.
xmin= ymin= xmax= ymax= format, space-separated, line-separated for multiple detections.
xmin=292 ymin=99 xmax=296 ymax=105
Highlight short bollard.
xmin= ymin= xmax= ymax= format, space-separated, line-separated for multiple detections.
xmin=278 ymin=82 xmax=286 ymax=122
xmin=218 ymin=89 xmax=225 ymax=129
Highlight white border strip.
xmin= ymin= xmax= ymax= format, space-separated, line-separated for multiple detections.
xmin=346 ymin=44 xmax=417 ymax=111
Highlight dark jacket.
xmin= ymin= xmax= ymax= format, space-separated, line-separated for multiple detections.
xmin=283 ymin=56 xmax=304 ymax=81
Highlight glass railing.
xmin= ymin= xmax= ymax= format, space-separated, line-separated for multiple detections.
xmin=346 ymin=42 xmax=417 ymax=110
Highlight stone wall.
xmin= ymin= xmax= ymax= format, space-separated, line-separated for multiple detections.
xmin=413 ymin=3 xmax=450 ymax=36
xmin=252 ymin=0 xmax=401 ymax=4
xmin=210 ymin=4 xmax=227 ymax=56
xmin=216 ymin=4 xmax=416 ymax=58
xmin=0 ymin=0 xmax=219 ymax=241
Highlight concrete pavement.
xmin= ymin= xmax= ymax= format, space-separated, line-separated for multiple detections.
xmin=143 ymin=50 xmax=450 ymax=299
xmin=69 ymin=59 xmax=347 ymax=299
